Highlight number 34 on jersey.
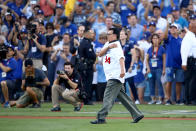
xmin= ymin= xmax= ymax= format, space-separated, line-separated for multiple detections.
xmin=105 ymin=56 xmax=111 ymax=64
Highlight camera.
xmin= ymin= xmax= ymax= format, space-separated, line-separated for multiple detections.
xmin=7 ymin=8 xmax=12 ymax=14
xmin=57 ymin=70 xmax=68 ymax=75
xmin=0 ymin=45 xmax=8 ymax=61
xmin=187 ymin=10 xmax=194 ymax=17
xmin=57 ymin=70 xmax=69 ymax=84
xmin=78 ymin=89 xmax=88 ymax=101
xmin=58 ymin=35 xmax=63 ymax=41
xmin=25 ymin=67 xmax=36 ymax=87
xmin=26 ymin=23 xmax=37 ymax=39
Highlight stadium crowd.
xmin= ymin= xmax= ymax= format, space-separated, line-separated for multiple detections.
xmin=0 ymin=0 xmax=196 ymax=109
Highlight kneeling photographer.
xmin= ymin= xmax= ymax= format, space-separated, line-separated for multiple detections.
xmin=11 ymin=59 xmax=50 ymax=108
xmin=51 ymin=62 xmax=84 ymax=112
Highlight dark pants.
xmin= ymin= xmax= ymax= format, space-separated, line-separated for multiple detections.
xmin=126 ymin=77 xmax=138 ymax=101
xmin=0 ymin=79 xmax=16 ymax=102
xmin=44 ymin=57 xmax=56 ymax=101
xmin=96 ymin=82 xmax=106 ymax=101
xmin=185 ymin=64 xmax=196 ymax=104
xmin=80 ymin=69 xmax=94 ymax=103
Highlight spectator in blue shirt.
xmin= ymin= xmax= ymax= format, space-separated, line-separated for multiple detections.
xmin=117 ymin=0 xmax=137 ymax=27
xmin=49 ymin=4 xmax=65 ymax=24
xmin=137 ymin=0 xmax=148 ymax=25
xmin=94 ymin=34 xmax=107 ymax=101
xmin=3 ymin=11 xmax=15 ymax=36
xmin=120 ymin=29 xmax=140 ymax=104
xmin=91 ymin=8 xmax=107 ymax=41
xmin=146 ymin=33 xmax=166 ymax=105
xmin=0 ymin=45 xmax=17 ymax=108
xmin=60 ymin=19 xmax=77 ymax=37
xmin=72 ymin=2 xmax=87 ymax=27
xmin=104 ymin=1 xmax=122 ymax=27
xmin=13 ymin=48 xmax=24 ymax=99
xmin=164 ymin=23 xmax=184 ymax=105
xmin=146 ymin=21 xmax=157 ymax=37
xmin=7 ymin=0 xmax=24 ymax=16
xmin=158 ymin=0 xmax=179 ymax=18
xmin=130 ymin=46 xmax=146 ymax=104
xmin=172 ymin=6 xmax=188 ymax=29
xmin=126 ymin=13 xmax=144 ymax=41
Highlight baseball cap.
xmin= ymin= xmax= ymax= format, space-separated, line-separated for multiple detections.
xmin=153 ymin=4 xmax=160 ymax=10
xmin=56 ymin=4 xmax=64 ymax=9
xmin=7 ymin=44 xmax=15 ymax=51
xmin=148 ymin=21 xmax=156 ymax=26
xmin=25 ymin=59 xmax=33 ymax=67
xmin=30 ymin=0 xmax=37 ymax=5
xmin=5 ymin=12 xmax=12 ymax=16
xmin=141 ymin=32 xmax=151 ymax=40
xmin=126 ymin=13 xmax=136 ymax=18
xmin=190 ymin=14 xmax=196 ymax=20
xmin=20 ymin=14 xmax=27 ymax=19
xmin=172 ymin=6 xmax=179 ymax=12
xmin=20 ymin=28 xmax=27 ymax=34
xmin=170 ymin=23 xmax=179 ymax=29
xmin=37 ymin=9 xmax=44 ymax=15
xmin=78 ymin=2 xmax=85 ymax=7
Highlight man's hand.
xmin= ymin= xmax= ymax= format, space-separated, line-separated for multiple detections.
xmin=120 ymin=71 xmax=125 ymax=78
xmin=60 ymin=52 xmax=67 ymax=60
xmin=74 ymin=38 xmax=80 ymax=47
xmin=182 ymin=65 xmax=187 ymax=71
xmin=32 ymin=35 xmax=38 ymax=42
xmin=162 ymin=69 xmax=165 ymax=75
xmin=59 ymin=74 xmax=69 ymax=80
xmin=128 ymin=67 xmax=132 ymax=73
xmin=146 ymin=68 xmax=151 ymax=74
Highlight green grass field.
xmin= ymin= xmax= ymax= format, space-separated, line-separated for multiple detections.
xmin=0 ymin=103 xmax=196 ymax=131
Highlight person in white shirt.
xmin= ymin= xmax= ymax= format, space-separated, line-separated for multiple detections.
xmin=90 ymin=28 xmax=144 ymax=124
xmin=181 ymin=19 xmax=196 ymax=105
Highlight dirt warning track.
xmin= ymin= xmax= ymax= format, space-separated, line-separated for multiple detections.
xmin=0 ymin=116 xmax=196 ymax=120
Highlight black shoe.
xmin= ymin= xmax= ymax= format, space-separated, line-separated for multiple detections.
xmin=190 ymin=101 xmax=196 ymax=105
xmin=29 ymin=103 xmax=41 ymax=108
xmin=132 ymin=115 xmax=144 ymax=123
xmin=51 ymin=106 xmax=61 ymax=112
xmin=74 ymin=103 xmax=83 ymax=111
xmin=165 ymin=100 xmax=172 ymax=105
xmin=90 ymin=119 xmax=106 ymax=124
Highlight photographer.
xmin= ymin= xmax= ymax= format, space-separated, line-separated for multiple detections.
xmin=12 ymin=59 xmax=50 ymax=108
xmin=51 ymin=62 xmax=83 ymax=112
xmin=25 ymin=22 xmax=46 ymax=69
xmin=0 ymin=45 xmax=17 ymax=108
xmin=13 ymin=28 xmax=29 ymax=55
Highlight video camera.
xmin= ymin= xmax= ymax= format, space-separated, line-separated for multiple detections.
xmin=0 ymin=45 xmax=8 ymax=61
xmin=26 ymin=23 xmax=37 ymax=39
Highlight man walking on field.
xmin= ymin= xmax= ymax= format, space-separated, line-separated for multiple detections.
xmin=90 ymin=28 xmax=144 ymax=124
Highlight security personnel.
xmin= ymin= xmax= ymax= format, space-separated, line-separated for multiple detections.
xmin=75 ymin=29 xmax=96 ymax=105
xmin=181 ymin=18 xmax=196 ymax=105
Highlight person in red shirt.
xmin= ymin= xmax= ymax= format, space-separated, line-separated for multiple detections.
xmin=39 ymin=0 xmax=56 ymax=17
